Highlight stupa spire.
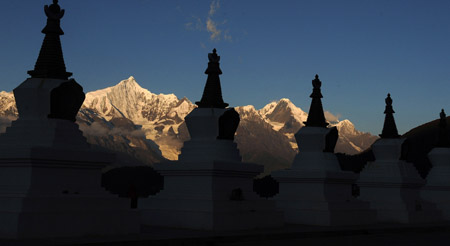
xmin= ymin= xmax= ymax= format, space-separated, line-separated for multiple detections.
xmin=380 ymin=93 xmax=400 ymax=138
xmin=304 ymin=74 xmax=328 ymax=127
xmin=27 ymin=0 xmax=72 ymax=80
xmin=195 ymin=48 xmax=228 ymax=108
xmin=437 ymin=109 xmax=450 ymax=147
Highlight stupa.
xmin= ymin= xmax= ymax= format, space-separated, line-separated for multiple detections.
xmin=139 ymin=49 xmax=283 ymax=231
xmin=0 ymin=0 xmax=139 ymax=238
xmin=357 ymin=94 xmax=440 ymax=223
xmin=421 ymin=109 xmax=450 ymax=219
xmin=271 ymin=75 xmax=376 ymax=226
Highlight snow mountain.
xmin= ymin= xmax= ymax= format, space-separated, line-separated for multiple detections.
xmin=0 ymin=76 xmax=378 ymax=175
xmin=239 ymin=98 xmax=377 ymax=155
xmin=83 ymin=76 xmax=196 ymax=160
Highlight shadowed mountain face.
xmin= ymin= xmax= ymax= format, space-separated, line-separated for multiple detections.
xmin=0 ymin=77 xmax=377 ymax=174
xmin=235 ymin=106 xmax=295 ymax=175
xmin=77 ymin=108 xmax=165 ymax=167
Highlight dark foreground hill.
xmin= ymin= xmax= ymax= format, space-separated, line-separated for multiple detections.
xmin=337 ymin=116 xmax=450 ymax=178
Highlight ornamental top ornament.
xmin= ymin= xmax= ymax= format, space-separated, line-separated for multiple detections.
xmin=42 ymin=0 xmax=65 ymax=35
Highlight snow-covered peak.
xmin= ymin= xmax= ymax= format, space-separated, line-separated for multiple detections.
xmin=0 ymin=91 xmax=13 ymax=97
xmin=279 ymin=98 xmax=293 ymax=104
xmin=236 ymin=105 xmax=260 ymax=119
xmin=259 ymin=101 xmax=277 ymax=117
xmin=83 ymin=76 xmax=181 ymax=122
xmin=263 ymin=98 xmax=308 ymax=125
xmin=167 ymin=97 xmax=196 ymax=121
xmin=335 ymin=119 xmax=358 ymax=136
xmin=239 ymin=105 xmax=257 ymax=112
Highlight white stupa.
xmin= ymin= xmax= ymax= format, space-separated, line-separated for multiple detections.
xmin=0 ymin=1 xmax=139 ymax=238
xmin=139 ymin=49 xmax=283 ymax=231
xmin=271 ymin=75 xmax=376 ymax=226
xmin=421 ymin=109 xmax=450 ymax=219
xmin=357 ymin=94 xmax=441 ymax=223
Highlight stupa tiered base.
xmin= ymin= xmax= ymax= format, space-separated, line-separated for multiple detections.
xmin=357 ymin=139 xmax=442 ymax=223
xmin=0 ymin=78 xmax=140 ymax=238
xmin=0 ymin=147 xmax=139 ymax=238
xmin=139 ymin=160 xmax=283 ymax=231
xmin=0 ymin=144 xmax=140 ymax=238
xmin=421 ymin=148 xmax=450 ymax=220
xmin=272 ymin=170 xmax=376 ymax=226
xmin=272 ymin=127 xmax=376 ymax=226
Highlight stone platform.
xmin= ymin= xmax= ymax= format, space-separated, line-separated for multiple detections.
xmin=2 ymin=222 xmax=450 ymax=246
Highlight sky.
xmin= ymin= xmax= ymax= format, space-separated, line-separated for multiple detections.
xmin=0 ymin=0 xmax=450 ymax=135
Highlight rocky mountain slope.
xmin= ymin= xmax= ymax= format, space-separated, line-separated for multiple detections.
xmin=0 ymin=76 xmax=378 ymax=175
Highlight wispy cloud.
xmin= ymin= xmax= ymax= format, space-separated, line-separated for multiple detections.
xmin=223 ymin=30 xmax=232 ymax=42
xmin=206 ymin=0 xmax=222 ymax=41
xmin=185 ymin=15 xmax=203 ymax=31
xmin=209 ymin=0 xmax=220 ymax=16
xmin=206 ymin=18 xmax=221 ymax=41
xmin=184 ymin=0 xmax=231 ymax=42
xmin=324 ymin=111 xmax=342 ymax=123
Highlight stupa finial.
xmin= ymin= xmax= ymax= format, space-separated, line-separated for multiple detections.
xmin=28 ymin=0 xmax=72 ymax=80
xmin=195 ymin=48 xmax=228 ymax=108
xmin=304 ymin=74 xmax=328 ymax=127
xmin=440 ymin=109 xmax=446 ymax=128
xmin=380 ymin=93 xmax=400 ymax=138
xmin=437 ymin=109 xmax=450 ymax=147
xmin=43 ymin=0 xmax=65 ymax=34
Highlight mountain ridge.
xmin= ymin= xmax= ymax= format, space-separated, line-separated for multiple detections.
xmin=0 ymin=76 xmax=378 ymax=175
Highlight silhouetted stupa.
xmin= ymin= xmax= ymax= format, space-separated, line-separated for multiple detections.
xmin=27 ymin=0 xmax=72 ymax=80
xmin=271 ymin=74 xmax=376 ymax=226
xmin=304 ymin=74 xmax=328 ymax=128
xmin=195 ymin=48 xmax=228 ymax=108
xmin=357 ymin=95 xmax=441 ymax=223
xmin=421 ymin=109 xmax=450 ymax=220
xmin=0 ymin=0 xmax=139 ymax=238
xmin=437 ymin=109 xmax=450 ymax=147
xmin=140 ymin=49 xmax=283 ymax=231
xmin=380 ymin=93 xmax=400 ymax=138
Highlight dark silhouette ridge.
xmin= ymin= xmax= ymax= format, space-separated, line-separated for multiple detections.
xmin=27 ymin=0 xmax=72 ymax=80
xmin=195 ymin=48 xmax=229 ymax=108
xmin=338 ymin=114 xmax=450 ymax=178
xmin=304 ymin=74 xmax=328 ymax=127
xmin=380 ymin=93 xmax=400 ymax=138
xmin=217 ymin=108 xmax=240 ymax=140
xmin=437 ymin=109 xmax=450 ymax=147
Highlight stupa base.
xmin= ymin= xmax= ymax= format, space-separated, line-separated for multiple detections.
xmin=0 ymin=147 xmax=140 ymax=239
xmin=273 ymin=170 xmax=376 ymax=226
xmin=140 ymin=160 xmax=284 ymax=231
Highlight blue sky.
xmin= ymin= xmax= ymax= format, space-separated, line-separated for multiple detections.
xmin=1 ymin=0 xmax=450 ymax=135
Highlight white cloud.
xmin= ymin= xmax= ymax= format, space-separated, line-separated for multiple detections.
xmin=207 ymin=18 xmax=221 ymax=41
xmin=223 ymin=29 xmax=232 ymax=41
xmin=324 ymin=111 xmax=341 ymax=123
xmin=185 ymin=22 xmax=193 ymax=29
xmin=185 ymin=16 xmax=203 ymax=31
xmin=185 ymin=0 xmax=232 ymax=42
xmin=209 ymin=0 xmax=220 ymax=16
